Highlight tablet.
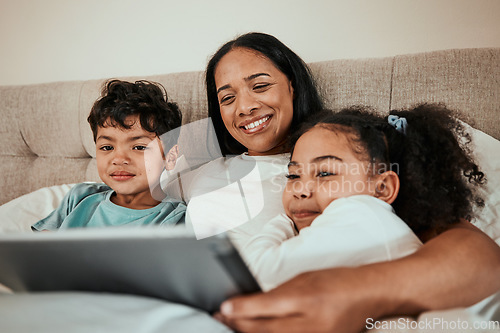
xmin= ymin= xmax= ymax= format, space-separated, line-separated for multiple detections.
xmin=0 ymin=227 xmax=260 ymax=313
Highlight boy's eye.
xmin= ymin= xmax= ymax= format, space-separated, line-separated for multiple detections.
xmin=133 ymin=145 xmax=148 ymax=151
xmin=285 ymin=174 xmax=300 ymax=180
xmin=100 ymin=145 xmax=113 ymax=151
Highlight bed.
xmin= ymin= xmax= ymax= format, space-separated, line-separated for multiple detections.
xmin=0 ymin=48 xmax=499 ymax=332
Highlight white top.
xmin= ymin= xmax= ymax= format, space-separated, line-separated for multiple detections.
xmin=243 ymin=195 xmax=423 ymax=291
xmin=165 ymin=153 xmax=290 ymax=250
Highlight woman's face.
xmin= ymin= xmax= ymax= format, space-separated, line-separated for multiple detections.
xmin=214 ymin=47 xmax=294 ymax=156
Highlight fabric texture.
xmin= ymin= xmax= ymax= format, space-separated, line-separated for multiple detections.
xmin=0 ymin=292 xmax=231 ymax=333
xmin=391 ymin=48 xmax=500 ymax=139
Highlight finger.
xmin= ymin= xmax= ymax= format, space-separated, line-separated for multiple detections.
xmin=221 ymin=291 xmax=302 ymax=318
xmin=212 ymin=311 xmax=224 ymax=324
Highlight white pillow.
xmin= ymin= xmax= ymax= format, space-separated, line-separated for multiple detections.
xmin=466 ymin=124 xmax=500 ymax=245
xmin=0 ymin=184 xmax=76 ymax=233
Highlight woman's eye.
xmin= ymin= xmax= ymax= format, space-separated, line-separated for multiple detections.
xmin=317 ymin=171 xmax=336 ymax=177
xmin=220 ymin=95 xmax=234 ymax=105
xmin=253 ymin=83 xmax=270 ymax=91
xmin=285 ymin=174 xmax=300 ymax=180
xmin=100 ymin=145 xmax=113 ymax=151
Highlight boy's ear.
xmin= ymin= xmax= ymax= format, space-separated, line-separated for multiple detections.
xmin=165 ymin=144 xmax=179 ymax=171
xmin=373 ymin=171 xmax=400 ymax=205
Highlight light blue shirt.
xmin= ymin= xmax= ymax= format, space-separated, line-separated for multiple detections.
xmin=32 ymin=183 xmax=186 ymax=231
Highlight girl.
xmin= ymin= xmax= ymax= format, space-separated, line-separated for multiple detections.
xmin=243 ymin=104 xmax=485 ymax=291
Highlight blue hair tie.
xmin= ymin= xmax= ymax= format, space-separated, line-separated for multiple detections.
xmin=388 ymin=115 xmax=408 ymax=135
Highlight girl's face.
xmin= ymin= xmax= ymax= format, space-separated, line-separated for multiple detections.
xmin=283 ymin=126 xmax=378 ymax=230
xmin=95 ymin=115 xmax=165 ymax=208
xmin=214 ymin=47 xmax=294 ymax=156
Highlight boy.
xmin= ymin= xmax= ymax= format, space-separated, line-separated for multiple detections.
xmin=32 ymin=80 xmax=185 ymax=230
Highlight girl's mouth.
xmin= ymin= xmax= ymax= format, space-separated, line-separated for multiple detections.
xmin=292 ymin=209 xmax=320 ymax=219
xmin=240 ymin=115 xmax=271 ymax=134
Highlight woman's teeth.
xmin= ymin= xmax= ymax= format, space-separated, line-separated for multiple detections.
xmin=244 ymin=116 xmax=270 ymax=130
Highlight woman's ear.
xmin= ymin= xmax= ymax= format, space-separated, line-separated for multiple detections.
xmin=165 ymin=144 xmax=179 ymax=171
xmin=289 ymin=81 xmax=295 ymax=99
xmin=373 ymin=171 xmax=400 ymax=205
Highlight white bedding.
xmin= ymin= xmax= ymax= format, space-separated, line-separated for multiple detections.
xmin=0 ymin=125 xmax=499 ymax=332
xmin=0 ymin=292 xmax=231 ymax=333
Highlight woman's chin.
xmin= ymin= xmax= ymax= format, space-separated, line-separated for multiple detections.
xmin=247 ymin=144 xmax=287 ymax=156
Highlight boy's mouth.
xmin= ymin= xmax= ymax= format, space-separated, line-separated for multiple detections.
xmin=110 ymin=171 xmax=135 ymax=181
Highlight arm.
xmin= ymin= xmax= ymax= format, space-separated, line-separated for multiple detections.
xmin=244 ymin=199 xmax=418 ymax=291
xmin=218 ymin=220 xmax=500 ymax=333
xmin=31 ymin=183 xmax=109 ymax=231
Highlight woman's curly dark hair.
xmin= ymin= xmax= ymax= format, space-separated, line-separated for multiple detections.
xmin=88 ymin=79 xmax=182 ymax=149
xmin=290 ymin=104 xmax=485 ymax=237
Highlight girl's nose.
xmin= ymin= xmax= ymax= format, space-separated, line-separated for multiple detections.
xmin=294 ymin=180 xmax=314 ymax=199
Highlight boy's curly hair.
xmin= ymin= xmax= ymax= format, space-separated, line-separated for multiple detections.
xmin=291 ymin=104 xmax=485 ymax=236
xmin=88 ymin=79 xmax=182 ymax=149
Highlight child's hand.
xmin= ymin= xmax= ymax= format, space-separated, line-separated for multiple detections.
xmin=165 ymin=144 xmax=179 ymax=171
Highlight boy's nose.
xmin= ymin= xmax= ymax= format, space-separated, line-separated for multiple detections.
xmin=112 ymin=151 xmax=130 ymax=165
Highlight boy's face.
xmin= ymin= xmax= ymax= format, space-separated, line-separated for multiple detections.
xmin=95 ymin=116 xmax=166 ymax=205
xmin=283 ymin=126 xmax=378 ymax=231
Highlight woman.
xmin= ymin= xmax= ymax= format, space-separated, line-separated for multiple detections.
xmin=2 ymin=32 xmax=497 ymax=333
xmin=167 ymin=32 xmax=323 ymax=246
xmin=187 ymin=32 xmax=500 ymax=332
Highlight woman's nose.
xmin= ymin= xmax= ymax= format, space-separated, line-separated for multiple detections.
xmin=237 ymin=92 xmax=260 ymax=116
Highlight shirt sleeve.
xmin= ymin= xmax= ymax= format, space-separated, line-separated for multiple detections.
xmin=243 ymin=196 xmax=418 ymax=291
xmin=31 ymin=183 xmax=110 ymax=231
xmin=158 ymin=200 xmax=187 ymax=226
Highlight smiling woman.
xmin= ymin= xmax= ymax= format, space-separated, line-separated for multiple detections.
xmin=205 ymin=32 xmax=323 ymax=156
xmin=164 ymin=33 xmax=324 ymax=243
xmin=166 ymin=32 xmax=500 ymax=333
xmin=214 ymin=48 xmax=294 ymax=156
xmin=1 ymin=31 xmax=500 ymax=333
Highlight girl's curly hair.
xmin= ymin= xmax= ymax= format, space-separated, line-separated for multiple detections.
xmin=290 ymin=104 xmax=485 ymax=236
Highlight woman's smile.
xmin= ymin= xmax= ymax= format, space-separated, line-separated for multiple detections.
xmin=239 ymin=115 xmax=272 ymax=133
